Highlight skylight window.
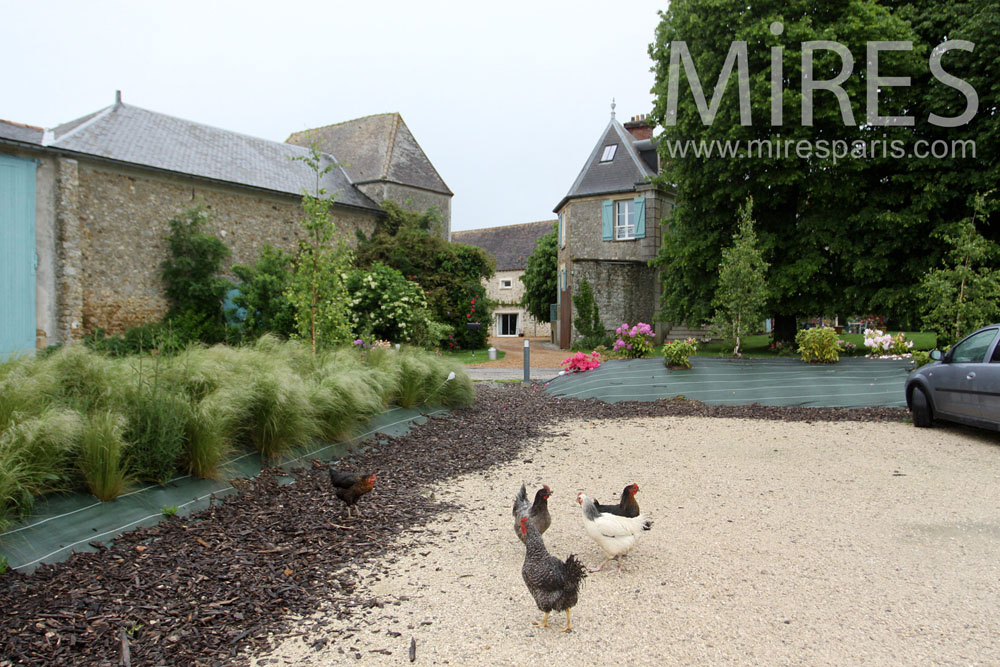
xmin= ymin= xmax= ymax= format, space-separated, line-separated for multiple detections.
xmin=600 ymin=144 xmax=617 ymax=162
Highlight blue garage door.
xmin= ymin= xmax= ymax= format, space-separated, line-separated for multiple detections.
xmin=0 ymin=154 xmax=37 ymax=359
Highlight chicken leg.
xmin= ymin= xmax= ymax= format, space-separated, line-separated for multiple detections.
xmin=590 ymin=557 xmax=611 ymax=572
xmin=533 ymin=611 xmax=550 ymax=628
xmin=561 ymin=609 xmax=573 ymax=632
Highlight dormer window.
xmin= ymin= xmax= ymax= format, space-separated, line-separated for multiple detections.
xmin=600 ymin=145 xmax=617 ymax=162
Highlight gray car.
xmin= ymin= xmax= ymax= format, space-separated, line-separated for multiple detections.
xmin=905 ymin=324 xmax=1000 ymax=430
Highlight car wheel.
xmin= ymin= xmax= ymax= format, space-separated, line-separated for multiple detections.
xmin=910 ymin=386 xmax=933 ymax=428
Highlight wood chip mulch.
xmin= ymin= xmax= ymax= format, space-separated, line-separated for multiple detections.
xmin=0 ymin=385 xmax=908 ymax=666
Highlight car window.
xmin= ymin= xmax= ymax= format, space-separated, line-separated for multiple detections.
xmin=992 ymin=340 xmax=1000 ymax=363
xmin=950 ymin=328 xmax=998 ymax=363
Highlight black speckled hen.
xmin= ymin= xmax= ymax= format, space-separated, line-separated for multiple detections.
xmin=518 ymin=516 xmax=586 ymax=632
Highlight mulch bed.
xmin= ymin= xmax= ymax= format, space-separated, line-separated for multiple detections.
xmin=0 ymin=385 xmax=908 ymax=666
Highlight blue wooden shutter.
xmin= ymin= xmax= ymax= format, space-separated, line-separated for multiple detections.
xmin=0 ymin=154 xmax=37 ymax=359
xmin=602 ymin=200 xmax=613 ymax=240
xmin=633 ymin=196 xmax=646 ymax=239
xmin=558 ymin=213 xmax=564 ymax=248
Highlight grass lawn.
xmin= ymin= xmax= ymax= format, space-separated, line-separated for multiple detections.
xmin=693 ymin=331 xmax=938 ymax=357
xmin=441 ymin=347 xmax=506 ymax=364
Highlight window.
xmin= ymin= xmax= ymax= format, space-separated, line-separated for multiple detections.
xmin=499 ymin=278 xmax=513 ymax=289
xmin=615 ymin=200 xmax=635 ymax=240
xmin=951 ymin=328 xmax=998 ymax=363
xmin=558 ymin=212 xmax=566 ymax=248
xmin=600 ymin=144 xmax=617 ymax=162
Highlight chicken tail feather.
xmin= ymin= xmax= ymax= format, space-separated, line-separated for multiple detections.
xmin=563 ymin=554 xmax=588 ymax=587
xmin=512 ymin=483 xmax=529 ymax=518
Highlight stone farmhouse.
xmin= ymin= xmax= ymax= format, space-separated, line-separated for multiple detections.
xmin=452 ymin=220 xmax=554 ymax=338
xmin=0 ymin=93 xmax=451 ymax=358
xmin=553 ymin=104 xmax=703 ymax=349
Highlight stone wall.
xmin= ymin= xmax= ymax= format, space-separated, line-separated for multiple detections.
xmin=73 ymin=162 xmax=379 ymax=336
xmin=56 ymin=157 xmax=85 ymax=343
xmin=571 ymin=260 xmax=658 ymax=339
xmin=560 ymin=189 xmax=662 ymax=263
xmin=356 ymin=181 xmax=451 ymax=238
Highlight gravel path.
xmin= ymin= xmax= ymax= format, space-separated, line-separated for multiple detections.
xmin=466 ymin=336 xmax=568 ymax=370
xmin=253 ymin=414 xmax=1000 ymax=665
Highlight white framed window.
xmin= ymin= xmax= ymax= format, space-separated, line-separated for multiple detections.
xmin=615 ymin=200 xmax=635 ymax=240
xmin=600 ymin=144 xmax=617 ymax=162
xmin=499 ymin=278 xmax=513 ymax=289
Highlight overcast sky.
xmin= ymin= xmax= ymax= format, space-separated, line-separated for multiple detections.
xmin=3 ymin=1 xmax=663 ymax=231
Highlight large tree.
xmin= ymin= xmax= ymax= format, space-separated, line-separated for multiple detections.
xmin=648 ymin=0 xmax=993 ymax=339
xmin=519 ymin=223 xmax=557 ymax=324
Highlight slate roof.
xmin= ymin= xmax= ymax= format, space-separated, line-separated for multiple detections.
xmin=286 ymin=113 xmax=452 ymax=196
xmin=554 ymin=116 xmax=656 ymax=212
xmin=44 ymin=102 xmax=380 ymax=210
xmin=0 ymin=119 xmax=43 ymax=145
xmin=452 ymin=220 xmax=555 ymax=271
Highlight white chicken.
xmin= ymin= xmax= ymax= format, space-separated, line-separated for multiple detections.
xmin=576 ymin=492 xmax=652 ymax=572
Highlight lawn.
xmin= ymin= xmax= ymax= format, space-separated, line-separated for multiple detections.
xmin=694 ymin=331 xmax=938 ymax=357
xmin=440 ymin=347 xmax=506 ymax=364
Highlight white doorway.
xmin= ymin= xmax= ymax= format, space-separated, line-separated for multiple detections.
xmin=497 ymin=312 xmax=519 ymax=336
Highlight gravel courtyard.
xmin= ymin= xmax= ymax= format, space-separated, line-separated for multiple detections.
xmin=254 ymin=414 xmax=1000 ymax=666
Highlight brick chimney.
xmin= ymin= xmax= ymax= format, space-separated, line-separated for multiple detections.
xmin=623 ymin=114 xmax=653 ymax=140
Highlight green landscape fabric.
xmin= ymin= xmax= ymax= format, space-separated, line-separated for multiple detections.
xmin=545 ymin=357 xmax=911 ymax=407
xmin=0 ymin=405 xmax=446 ymax=573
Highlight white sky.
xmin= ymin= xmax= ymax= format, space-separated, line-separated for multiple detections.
xmin=2 ymin=1 xmax=664 ymax=231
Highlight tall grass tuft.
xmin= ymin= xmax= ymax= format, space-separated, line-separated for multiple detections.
xmin=0 ymin=408 xmax=83 ymax=528
xmin=201 ymin=346 xmax=320 ymax=462
xmin=40 ymin=346 xmax=130 ymax=411
xmin=431 ymin=364 xmax=474 ymax=407
xmin=392 ymin=350 xmax=473 ymax=408
xmin=161 ymin=344 xmax=240 ymax=402
xmin=308 ymin=368 xmax=386 ymax=441
xmin=77 ymin=411 xmax=131 ymax=501
xmin=0 ymin=356 xmax=61 ymax=430
xmin=244 ymin=361 xmax=319 ymax=461
xmin=123 ymin=387 xmax=189 ymax=484
xmin=394 ymin=352 xmax=433 ymax=408
xmin=182 ymin=391 xmax=237 ymax=479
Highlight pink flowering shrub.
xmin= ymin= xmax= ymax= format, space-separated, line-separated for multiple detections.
xmin=863 ymin=329 xmax=913 ymax=357
xmin=612 ymin=322 xmax=654 ymax=358
xmin=562 ymin=351 xmax=601 ymax=373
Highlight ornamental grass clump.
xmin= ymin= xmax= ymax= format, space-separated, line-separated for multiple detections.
xmin=0 ymin=408 xmax=82 ymax=528
xmin=391 ymin=350 xmax=471 ymax=408
xmin=182 ymin=393 xmax=235 ymax=479
xmin=663 ymin=338 xmax=698 ymax=368
xmin=77 ymin=411 xmax=132 ymax=501
xmin=235 ymin=349 xmax=320 ymax=463
xmin=613 ymin=322 xmax=655 ymax=358
xmin=123 ymin=387 xmax=189 ymax=484
xmin=795 ymin=326 xmax=841 ymax=363
xmin=42 ymin=346 xmax=131 ymax=411
xmin=308 ymin=367 xmax=385 ymax=441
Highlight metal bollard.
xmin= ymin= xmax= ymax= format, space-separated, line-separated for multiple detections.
xmin=523 ymin=339 xmax=530 ymax=382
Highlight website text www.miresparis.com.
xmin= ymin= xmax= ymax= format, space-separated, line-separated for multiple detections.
xmin=660 ymin=136 xmax=976 ymax=163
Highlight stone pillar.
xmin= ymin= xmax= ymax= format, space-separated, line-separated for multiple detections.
xmin=56 ymin=157 xmax=84 ymax=343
